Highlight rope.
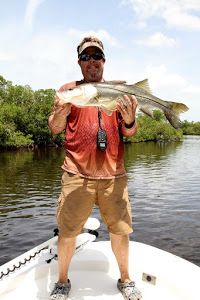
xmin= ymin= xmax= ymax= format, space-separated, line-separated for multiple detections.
xmin=0 ymin=229 xmax=98 ymax=280
xmin=0 ymin=248 xmax=44 ymax=280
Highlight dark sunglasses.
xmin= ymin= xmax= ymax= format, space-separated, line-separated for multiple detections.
xmin=79 ymin=52 xmax=105 ymax=61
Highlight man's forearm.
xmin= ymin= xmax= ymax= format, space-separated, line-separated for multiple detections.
xmin=121 ymin=120 xmax=138 ymax=137
xmin=48 ymin=105 xmax=71 ymax=134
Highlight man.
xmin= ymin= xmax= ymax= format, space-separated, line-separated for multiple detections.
xmin=48 ymin=36 xmax=142 ymax=300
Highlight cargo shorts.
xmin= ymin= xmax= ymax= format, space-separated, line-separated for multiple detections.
xmin=56 ymin=172 xmax=133 ymax=237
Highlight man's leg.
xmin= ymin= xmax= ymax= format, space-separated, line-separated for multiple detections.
xmin=110 ymin=233 xmax=142 ymax=299
xmin=49 ymin=236 xmax=75 ymax=299
xmin=56 ymin=173 xmax=97 ymax=282
xmin=110 ymin=233 xmax=130 ymax=281
xmin=57 ymin=236 xmax=76 ymax=283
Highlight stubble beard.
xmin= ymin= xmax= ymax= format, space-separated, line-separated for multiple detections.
xmin=85 ymin=65 xmax=103 ymax=82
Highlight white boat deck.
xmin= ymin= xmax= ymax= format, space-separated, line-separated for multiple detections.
xmin=0 ymin=241 xmax=200 ymax=300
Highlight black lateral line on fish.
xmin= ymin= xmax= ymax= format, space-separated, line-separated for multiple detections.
xmin=98 ymin=86 xmax=169 ymax=110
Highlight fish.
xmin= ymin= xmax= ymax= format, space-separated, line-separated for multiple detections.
xmin=56 ymin=79 xmax=189 ymax=129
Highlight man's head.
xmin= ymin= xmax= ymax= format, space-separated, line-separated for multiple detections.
xmin=77 ymin=36 xmax=105 ymax=83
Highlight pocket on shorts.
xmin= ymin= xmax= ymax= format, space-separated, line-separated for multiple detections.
xmin=61 ymin=171 xmax=77 ymax=185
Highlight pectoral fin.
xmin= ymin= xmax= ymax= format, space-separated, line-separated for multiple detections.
xmin=100 ymin=107 xmax=113 ymax=116
xmin=139 ymin=105 xmax=154 ymax=118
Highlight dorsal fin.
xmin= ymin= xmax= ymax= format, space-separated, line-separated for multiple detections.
xmin=132 ymin=79 xmax=151 ymax=93
xmin=105 ymin=80 xmax=127 ymax=84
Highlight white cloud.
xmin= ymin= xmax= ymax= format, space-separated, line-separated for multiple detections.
xmin=24 ymin=0 xmax=46 ymax=29
xmin=183 ymin=84 xmax=200 ymax=95
xmin=144 ymin=64 xmax=187 ymax=90
xmin=0 ymin=27 xmax=120 ymax=90
xmin=122 ymin=0 xmax=200 ymax=30
xmin=163 ymin=5 xmax=200 ymax=30
xmin=137 ymin=32 xmax=177 ymax=47
xmin=0 ymin=52 xmax=15 ymax=61
xmin=67 ymin=28 xmax=120 ymax=47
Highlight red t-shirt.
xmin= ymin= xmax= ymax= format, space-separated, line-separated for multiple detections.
xmin=58 ymin=81 xmax=136 ymax=179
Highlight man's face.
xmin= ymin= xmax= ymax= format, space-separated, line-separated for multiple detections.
xmin=78 ymin=47 xmax=105 ymax=83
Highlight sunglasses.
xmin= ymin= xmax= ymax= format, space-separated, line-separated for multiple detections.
xmin=79 ymin=52 xmax=105 ymax=61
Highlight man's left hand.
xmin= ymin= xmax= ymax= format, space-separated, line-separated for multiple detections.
xmin=116 ymin=95 xmax=138 ymax=125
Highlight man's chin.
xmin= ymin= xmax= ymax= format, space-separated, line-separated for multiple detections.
xmin=86 ymin=72 xmax=102 ymax=82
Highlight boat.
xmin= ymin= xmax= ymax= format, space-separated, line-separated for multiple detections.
xmin=0 ymin=217 xmax=200 ymax=300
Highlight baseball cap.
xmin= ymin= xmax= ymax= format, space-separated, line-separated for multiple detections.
xmin=77 ymin=36 xmax=104 ymax=57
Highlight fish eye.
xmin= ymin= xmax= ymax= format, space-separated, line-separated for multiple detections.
xmin=68 ymin=88 xmax=73 ymax=91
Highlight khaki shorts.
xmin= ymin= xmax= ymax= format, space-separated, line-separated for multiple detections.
xmin=56 ymin=172 xmax=133 ymax=237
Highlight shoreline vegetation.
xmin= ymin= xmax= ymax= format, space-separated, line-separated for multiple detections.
xmin=0 ymin=75 xmax=199 ymax=150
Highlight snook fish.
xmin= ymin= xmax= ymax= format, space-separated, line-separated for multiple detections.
xmin=56 ymin=79 xmax=189 ymax=129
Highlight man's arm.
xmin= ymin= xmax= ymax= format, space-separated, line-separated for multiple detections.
xmin=48 ymin=82 xmax=77 ymax=134
xmin=121 ymin=119 xmax=138 ymax=137
xmin=48 ymin=101 xmax=71 ymax=135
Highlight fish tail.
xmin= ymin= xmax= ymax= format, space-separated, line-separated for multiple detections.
xmin=164 ymin=101 xmax=189 ymax=129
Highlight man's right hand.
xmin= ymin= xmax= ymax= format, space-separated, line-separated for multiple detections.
xmin=48 ymin=96 xmax=72 ymax=134
xmin=54 ymin=95 xmax=72 ymax=110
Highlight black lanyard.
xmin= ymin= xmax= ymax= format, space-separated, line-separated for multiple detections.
xmin=97 ymin=108 xmax=107 ymax=151
xmin=98 ymin=108 xmax=103 ymax=129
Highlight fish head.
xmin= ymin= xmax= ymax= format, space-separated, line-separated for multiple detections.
xmin=56 ymin=84 xmax=98 ymax=106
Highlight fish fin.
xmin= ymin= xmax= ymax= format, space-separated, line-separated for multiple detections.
xmin=132 ymin=79 xmax=152 ymax=93
xmin=87 ymin=96 xmax=99 ymax=104
xmin=139 ymin=105 xmax=154 ymax=118
xmin=101 ymin=107 xmax=113 ymax=116
xmin=105 ymin=80 xmax=127 ymax=84
xmin=164 ymin=101 xmax=189 ymax=129
xmin=168 ymin=101 xmax=189 ymax=114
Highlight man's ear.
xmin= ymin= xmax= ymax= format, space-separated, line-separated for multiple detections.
xmin=78 ymin=59 xmax=81 ymax=66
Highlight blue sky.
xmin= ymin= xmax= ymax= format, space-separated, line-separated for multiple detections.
xmin=0 ymin=0 xmax=200 ymax=121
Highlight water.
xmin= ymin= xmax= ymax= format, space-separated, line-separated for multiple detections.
xmin=0 ymin=136 xmax=200 ymax=266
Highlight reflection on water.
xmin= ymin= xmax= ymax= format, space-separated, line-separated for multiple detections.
xmin=0 ymin=136 xmax=200 ymax=266
xmin=124 ymin=140 xmax=183 ymax=166
xmin=0 ymin=148 xmax=65 ymax=265
xmin=125 ymin=137 xmax=200 ymax=266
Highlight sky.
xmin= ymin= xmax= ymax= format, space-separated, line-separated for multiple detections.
xmin=0 ymin=0 xmax=200 ymax=122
